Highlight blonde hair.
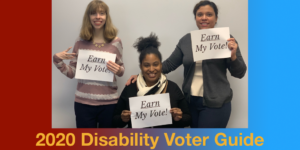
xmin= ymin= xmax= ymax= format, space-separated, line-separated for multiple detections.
xmin=80 ymin=0 xmax=117 ymax=42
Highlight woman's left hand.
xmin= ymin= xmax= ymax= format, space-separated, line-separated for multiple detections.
xmin=170 ymin=108 xmax=182 ymax=121
xmin=107 ymin=61 xmax=121 ymax=75
xmin=227 ymin=38 xmax=238 ymax=61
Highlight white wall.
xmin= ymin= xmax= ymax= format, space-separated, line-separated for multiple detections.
xmin=52 ymin=0 xmax=248 ymax=128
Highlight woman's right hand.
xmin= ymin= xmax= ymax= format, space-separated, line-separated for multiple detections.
xmin=56 ymin=47 xmax=77 ymax=60
xmin=125 ymin=75 xmax=138 ymax=86
xmin=121 ymin=110 xmax=131 ymax=123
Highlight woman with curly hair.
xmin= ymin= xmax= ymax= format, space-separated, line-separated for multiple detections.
xmin=113 ymin=33 xmax=191 ymax=128
xmin=126 ymin=0 xmax=247 ymax=128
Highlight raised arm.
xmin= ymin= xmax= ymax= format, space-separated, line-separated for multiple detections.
xmin=226 ymin=36 xmax=247 ymax=78
xmin=53 ymin=42 xmax=79 ymax=79
xmin=107 ymin=38 xmax=125 ymax=77
xmin=112 ymin=86 xmax=130 ymax=128
xmin=162 ymin=40 xmax=184 ymax=74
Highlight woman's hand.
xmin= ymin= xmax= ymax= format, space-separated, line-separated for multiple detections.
xmin=170 ymin=108 xmax=182 ymax=121
xmin=227 ymin=38 xmax=238 ymax=61
xmin=107 ymin=61 xmax=121 ymax=75
xmin=56 ymin=47 xmax=77 ymax=60
xmin=125 ymin=75 xmax=138 ymax=86
xmin=121 ymin=110 xmax=131 ymax=123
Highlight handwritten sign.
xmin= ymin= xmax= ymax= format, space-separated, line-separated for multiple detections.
xmin=129 ymin=93 xmax=172 ymax=128
xmin=75 ymin=50 xmax=116 ymax=82
xmin=191 ymin=27 xmax=230 ymax=61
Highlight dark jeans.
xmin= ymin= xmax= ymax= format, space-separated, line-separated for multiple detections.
xmin=74 ymin=102 xmax=116 ymax=128
xmin=189 ymin=96 xmax=231 ymax=128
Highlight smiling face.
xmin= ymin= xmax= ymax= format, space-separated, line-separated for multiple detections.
xmin=195 ymin=5 xmax=217 ymax=29
xmin=89 ymin=9 xmax=106 ymax=30
xmin=140 ymin=54 xmax=162 ymax=87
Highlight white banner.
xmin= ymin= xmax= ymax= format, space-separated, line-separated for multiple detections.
xmin=191 ymin=27 xmax=231 ymax=61
xmin=75 ymin=50 xmax=116 ymax=82
xmin=129 ymin=93 xmax=172 ymax=128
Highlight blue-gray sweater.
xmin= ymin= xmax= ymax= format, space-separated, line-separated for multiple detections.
xmin=162 ymin=33 xmax=247 ymax=108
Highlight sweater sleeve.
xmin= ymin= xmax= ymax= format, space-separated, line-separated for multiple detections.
xmin=169 ymin=81 xmax=191 ymax=127
xmin=53 ymin=41 xmax=79 ymax=79
xmin=227 ymin=35 xmax=247 ymax=78
xmin=112 ymin=85 xmax=130 ymax=128
xmin=162 ymin=39 xmax=184 ymax=74
xmin=113 ymin=38 xmax=125 ymax=77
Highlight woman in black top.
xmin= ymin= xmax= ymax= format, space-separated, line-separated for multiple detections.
xmin=112 ymin=33 xmax=191 ymax=128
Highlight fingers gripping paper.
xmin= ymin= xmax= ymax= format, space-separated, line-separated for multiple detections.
xmin=129 ymin=93 xmax=172 ymax=128
xmin=75 ymin=50 xmax=116 ymax=82
xmin=191 ymin=27 xmax=231 ymax=61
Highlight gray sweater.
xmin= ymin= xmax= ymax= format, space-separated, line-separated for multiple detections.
xmin=162 ymin=33 xmax=247 ymax=108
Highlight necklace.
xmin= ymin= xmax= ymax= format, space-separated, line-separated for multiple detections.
xmin=93 ymin=41 xmax=106 ymax=48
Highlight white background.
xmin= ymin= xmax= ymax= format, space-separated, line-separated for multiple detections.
xmin=52 ymin=0 xmax=248 ymax=128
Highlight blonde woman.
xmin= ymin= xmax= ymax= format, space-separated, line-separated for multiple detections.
xmin=53 ymin=0 xmax=124 ymax=128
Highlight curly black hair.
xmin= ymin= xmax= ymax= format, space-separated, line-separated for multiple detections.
xmin=133 ymin=33 xmax=162 ymax=64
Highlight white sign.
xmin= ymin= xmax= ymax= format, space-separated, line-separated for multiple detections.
xmin=129 ymin=93 xmax=172 ymax=128
xmin=75 ymin=50 xmax=116 ymax=82
xmin=191 ymin=27 xmax=230 ymax=61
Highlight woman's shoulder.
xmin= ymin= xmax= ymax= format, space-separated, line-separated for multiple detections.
xmin=120 ymin=82 xmax=137 ymax=95
xmin=126 ymin=81 xmax=137 ymax=88
xmin=109 ymin=36 xmax=122 ymax=46
xmin=167 ymin=80 xmax=181 ymax=90
xmin=112 ymin=36 xmax=121 ymax=42
xmin=73 ymin=37 xmax=85 ymax=44
xmin=183 ymin=33 xmax=191 ymax=37
xmin=166 ymin=80 xmax=184 ymax=98
xmin=179 ymin=33 xmax=191 ymax=42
